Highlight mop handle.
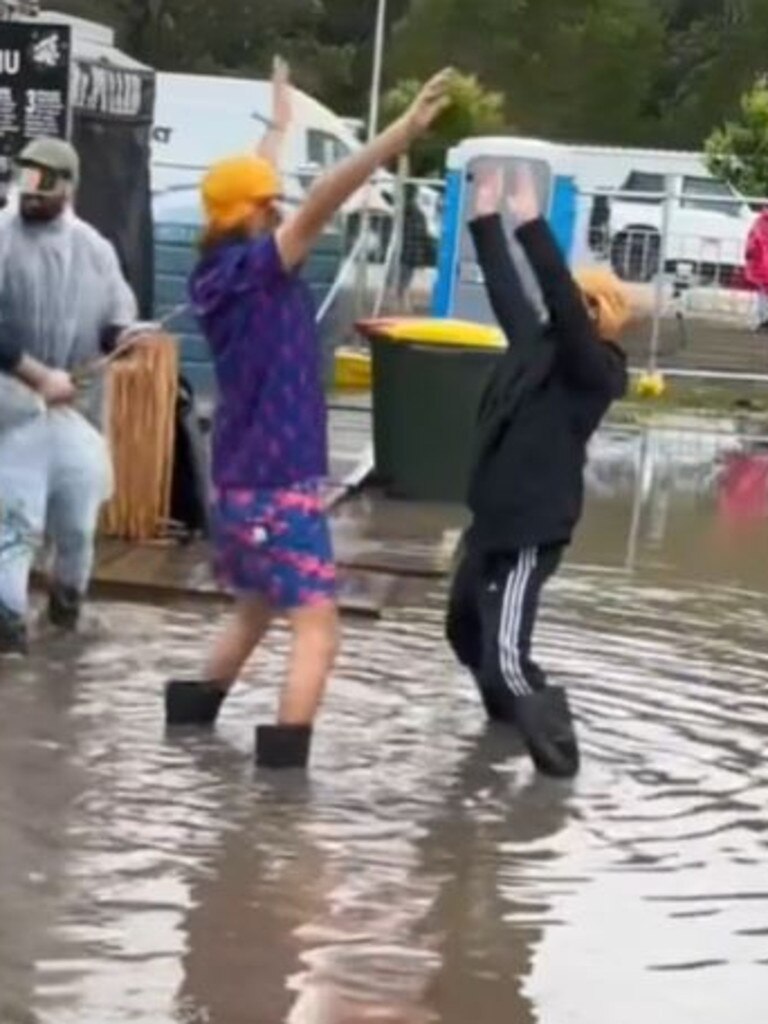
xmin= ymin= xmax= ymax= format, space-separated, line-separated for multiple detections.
xmin=71 ymin=305 xmax=188 ymax=385
xmin=71 ymin=329 xmax=155 ymax=384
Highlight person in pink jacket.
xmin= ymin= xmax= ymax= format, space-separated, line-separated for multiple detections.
xmin=745 ymin=208 xmax=768 ymax=329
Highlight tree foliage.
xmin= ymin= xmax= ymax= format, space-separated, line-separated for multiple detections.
xmin=705 ymin=77 xmax=768 ymax=197
xmin=46 ymin=0 xmax=768 ymax=162
xmin=382 ymin=73 xmax=505 ymax=175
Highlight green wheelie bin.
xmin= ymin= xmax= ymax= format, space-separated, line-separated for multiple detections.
xmin=358 ymin=318 xmax=505 ymax=503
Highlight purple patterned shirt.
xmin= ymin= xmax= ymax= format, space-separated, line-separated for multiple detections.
xmin=189 ymin=235 xmax=328 ymax=489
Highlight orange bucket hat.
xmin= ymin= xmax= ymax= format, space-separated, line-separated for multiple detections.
xmin=573 ymin=268 xmax=631 ymax=343
xmin=201 ymin=155 xmax=282 ymax=232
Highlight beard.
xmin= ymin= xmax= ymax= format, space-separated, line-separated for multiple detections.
xmin=19 ymin=195 xmax=66 ymax=224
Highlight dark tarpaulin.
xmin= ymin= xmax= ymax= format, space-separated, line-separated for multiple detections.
xmin=71 ymin=56 xmax=210 ymax=535
xmin=69 ymin=47 xmax=208 ymax=536
xmin=70 ymin=58 xmax=155 ymax=318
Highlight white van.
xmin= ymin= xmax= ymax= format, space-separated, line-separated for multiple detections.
xmin=151 ymin=71 xmax=390 ymax=215
xmin=568 ymin=145 xmax=754 ymax=286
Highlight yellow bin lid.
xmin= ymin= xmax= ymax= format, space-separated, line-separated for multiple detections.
xmin=357 ymin=317 xmax=505 ymax=350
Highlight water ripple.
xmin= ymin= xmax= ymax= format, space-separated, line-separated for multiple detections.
xmin=0 ymin=561 xmax=766 ymax=1023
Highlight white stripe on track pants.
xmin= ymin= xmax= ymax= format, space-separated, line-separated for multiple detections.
xmin=446 ymin=541 xmax=564 ymax=722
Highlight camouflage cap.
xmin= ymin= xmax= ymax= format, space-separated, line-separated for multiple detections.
xmin=18 ymin=137 xmax=80 ymax=184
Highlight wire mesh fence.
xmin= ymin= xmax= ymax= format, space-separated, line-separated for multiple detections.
xmin=150 ymin=159 xmax=768 ymax=390
xmin=369 ymin=173 xmax=768 ymax=386
xmin=572 ymin=180 xmax=768 ymax=382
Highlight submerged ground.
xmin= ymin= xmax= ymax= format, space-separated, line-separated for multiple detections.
xmin=2 ymin=418 xmax=768 ymax=1024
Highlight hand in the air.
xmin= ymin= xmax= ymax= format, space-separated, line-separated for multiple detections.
xmin=474 ymin=165 xmax=504 ymax=218
xmin=405 ymin=68 xmax=454 ymax=136
xmin=506 ymin=163 xmax=540 ymax=226
xmin=272 ymin=55 xmax=292 ymax=134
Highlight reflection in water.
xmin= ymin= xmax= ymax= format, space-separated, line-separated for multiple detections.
xmin=1 ymin=421 xmax=768 ymax=1023
xmin=176 ymin=764 xmax=326 ymax=1023
xmin=0 ymin=650 xmax=86 ymax=1024
xmin=528 ymin=573 xmax=768 ymax=1023
xmin=417 ymin=730 xmax=569 ymax=1024
xmin=581 ymin=417 xmax=768 ymax=583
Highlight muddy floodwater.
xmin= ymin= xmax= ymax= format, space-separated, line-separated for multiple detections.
xmin=2 ymin=420 xmax=768 ymax=1024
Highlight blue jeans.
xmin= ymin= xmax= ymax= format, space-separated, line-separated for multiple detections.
xmin=0 ymin=409 xmax=113 ymax=617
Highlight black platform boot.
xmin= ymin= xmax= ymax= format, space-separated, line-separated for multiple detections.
xmin=165 ymin=680 xmax=227 ymax=727
xmin=474 ymin=673 xmax=517 ymax=725
xmin=515 ymin=686 xmax=580 ymax=779
xmin=255 ymin=725 xmax=312 ymax=769
xmin=48 ymin=584 xmax=82 ymax=631
xmin=0 ymin=603 xmax=28 ymax=655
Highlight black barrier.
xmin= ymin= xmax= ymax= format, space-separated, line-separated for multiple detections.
xmin=0 ymin=20 xmax=72 ymax=156
xmin=71 ymin=58 xmax=155 ymax=318
xmin=0 ymin=17 xmax=156 ymax=317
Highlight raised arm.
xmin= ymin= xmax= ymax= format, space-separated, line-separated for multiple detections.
xmin=275 ymin=69 xmax=453 ymax=272
xmin=256 ymin=56 xmax=291 ymax=168
xmin=469 ymin=166 xmax=540 ymax=347
xmin=507 ymin=166 xmax=626 ymax=396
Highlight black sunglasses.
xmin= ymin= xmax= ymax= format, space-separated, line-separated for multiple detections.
xmin=15 ymin=161 xmax=73 ymax=194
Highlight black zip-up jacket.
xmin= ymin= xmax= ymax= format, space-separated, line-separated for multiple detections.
xmin=466 ymin=214 xmax=627 ymax=554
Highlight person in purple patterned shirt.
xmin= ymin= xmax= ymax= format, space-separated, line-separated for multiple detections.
xmin=165 ymin=64 xmax=453 ymax=769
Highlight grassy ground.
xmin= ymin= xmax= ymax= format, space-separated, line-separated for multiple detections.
xmin=615 ymin=375 xmax=768 ymax=422
xmin=335 ymin=378 xmax=768 ymax=422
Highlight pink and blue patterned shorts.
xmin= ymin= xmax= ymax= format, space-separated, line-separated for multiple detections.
xmin=211 ymin=483 xmax=337 ymax=609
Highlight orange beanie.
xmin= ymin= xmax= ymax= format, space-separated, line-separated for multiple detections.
xmin=201 ymin=155 xmax=282 ymax=232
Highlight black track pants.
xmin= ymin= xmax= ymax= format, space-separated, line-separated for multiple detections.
xmin=446 ymin=543 xmax=564 ymax=722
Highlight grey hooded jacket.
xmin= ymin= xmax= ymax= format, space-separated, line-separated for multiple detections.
xmin=0 ymin=205 xmax=137 ymax=428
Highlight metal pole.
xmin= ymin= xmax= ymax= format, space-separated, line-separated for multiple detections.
xmin=355 ymin=0 xmax=388 ymax=320
xmin=648 ymin=174 xmax=674 ymax=374
xmin=367 ymin=0 xmax=388 ymax=141
xmin=373 ymin=152 xmax=407 ymax=316
xmin=625 ymin=430 xmax=651 ymax=573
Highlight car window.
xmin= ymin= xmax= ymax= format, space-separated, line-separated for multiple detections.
xmin=681 ymin=176 xmax=741 ymax=216
xmin=621 ymin=171 xmax=665 ymax=203
xmin=307 ymin=129 xmax=352 ymax=169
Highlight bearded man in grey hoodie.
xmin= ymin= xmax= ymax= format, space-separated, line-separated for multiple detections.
xmin=0 ymin=137 xmax=137 ymax=653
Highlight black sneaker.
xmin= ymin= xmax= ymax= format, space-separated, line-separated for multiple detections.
xmin=0 ymin=603 xmax=28 ymax=655
xmin=515 ymin=686 xmax=580 ymax=779
xmin=48 ymin=584 xmax=82 ymax=631
xmin=165 ymin=680 xmax=227 ymax=727
xmin=256 ymin=725 xmax=312 ymax=769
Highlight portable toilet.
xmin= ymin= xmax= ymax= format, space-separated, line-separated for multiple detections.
xmin=432 ymin=137 xmax=580 ymax=322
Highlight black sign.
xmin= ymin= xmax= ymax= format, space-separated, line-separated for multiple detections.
xmin=0 ymin=21 xmax=72 ymax=158
xmin=73 ymin=60 xmax=154 ymax=123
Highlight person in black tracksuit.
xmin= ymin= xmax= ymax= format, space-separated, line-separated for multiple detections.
xmin=446 ymin=165 xmax=629 ymax=779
